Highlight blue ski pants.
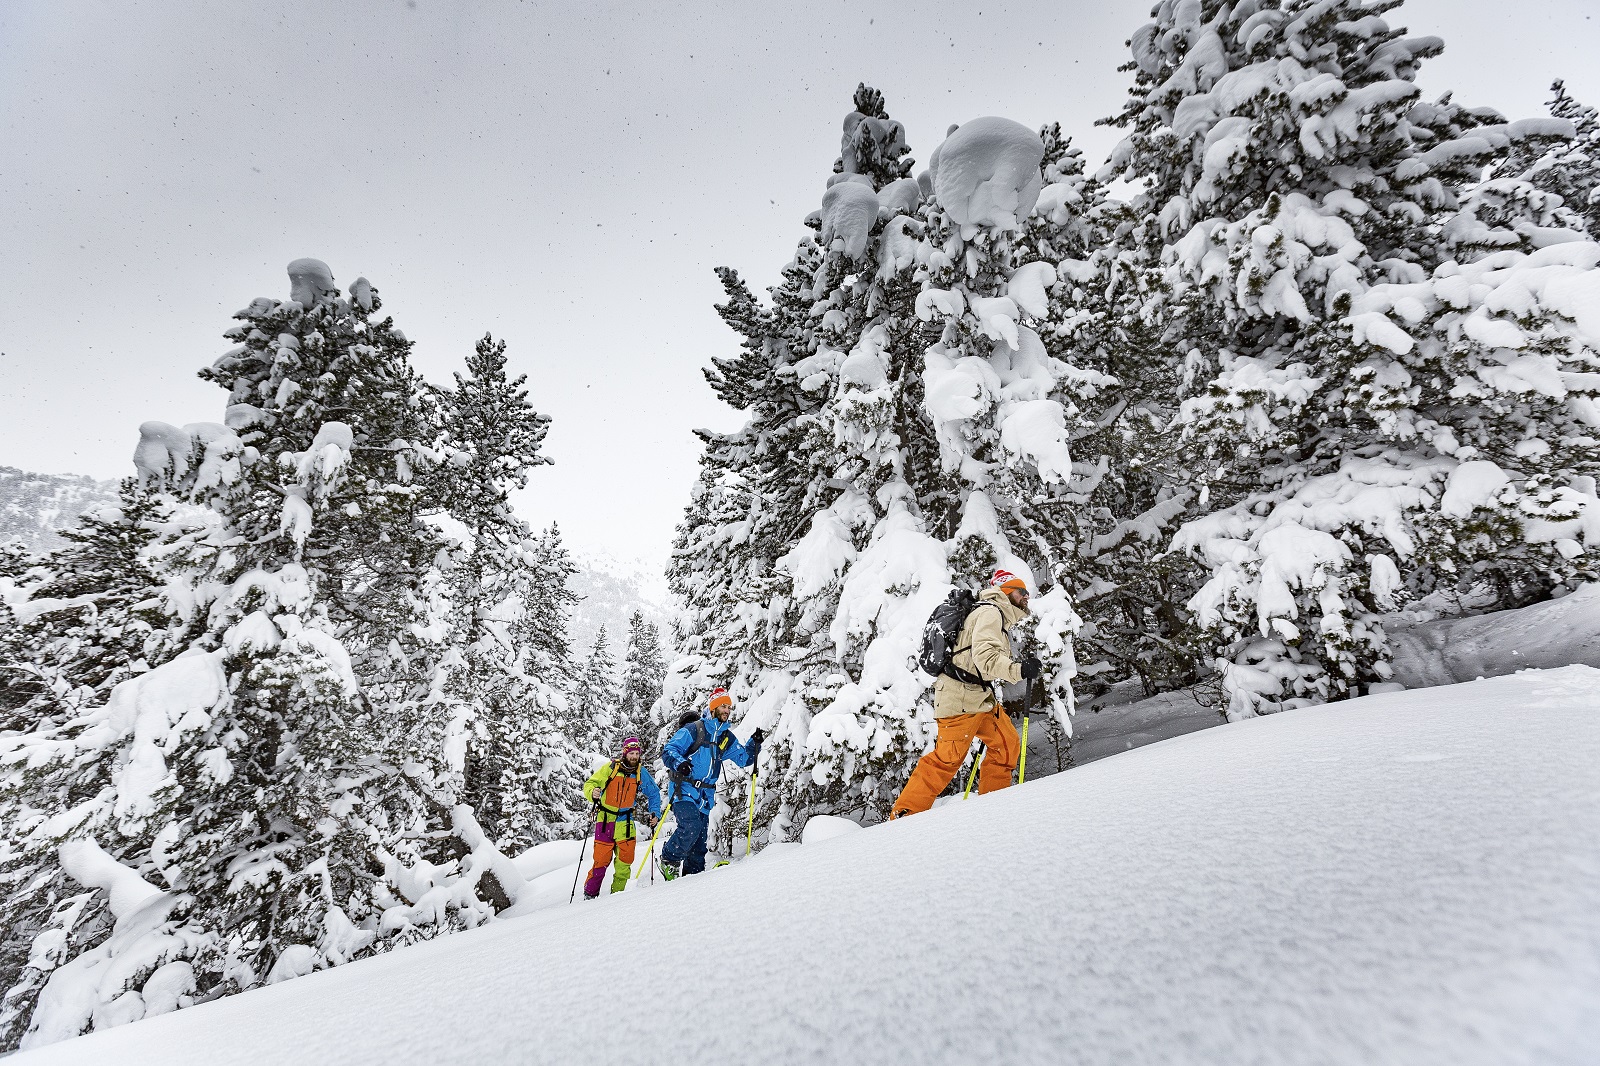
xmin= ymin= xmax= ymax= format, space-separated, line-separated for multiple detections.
xmin=661 ymin=800 xmax=709 ymax=875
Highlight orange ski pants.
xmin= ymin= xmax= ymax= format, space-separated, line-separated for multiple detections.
xmin=584 ymin=821 xmax=638 ymax=897
xmin=892 ymin=708 xmax=1019 ymax=816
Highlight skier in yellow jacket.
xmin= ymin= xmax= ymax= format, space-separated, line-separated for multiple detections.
xmin=580 ymin=737 xmax=663 ymax=898
xmin=891 ymin=568 xmax=1041 ymax=818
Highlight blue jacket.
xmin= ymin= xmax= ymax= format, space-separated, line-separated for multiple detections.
xmin=661 ymin=714 xmax=757 ymax=814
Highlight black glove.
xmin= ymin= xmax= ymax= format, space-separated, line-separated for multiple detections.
xmin=750 ymin=728 xmax=766 ymax=745
xmin=1020 ymin=656 xmax=1043 ymax=680
xmin=676 ymin=760 xmax=695 ymax=779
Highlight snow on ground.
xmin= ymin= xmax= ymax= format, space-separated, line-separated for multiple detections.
xmin=17 ymin=668 xmax=1600 ymax=1065
xmin=1064 ymin=680 xmax=1221 ymax=766
xmin=1058 ymin=584 xmax=1600 ymax=770
xmin=1388 ymin=584 xmax=1600 ymax=688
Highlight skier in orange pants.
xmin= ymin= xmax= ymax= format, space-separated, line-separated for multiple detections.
xmin=892 ymin=568 xmax=1040 ymax=818
xmin=892 ymin=707 xmax=1021 ymax=813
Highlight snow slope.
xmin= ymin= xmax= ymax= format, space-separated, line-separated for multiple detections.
xmin=18 ymin=668 xmax=1600 ymax=1065
xmin=1067 ymin=681 xmax=1221 ymax=766
xmin=1388 ymin=584 xmax=1600 ymax=688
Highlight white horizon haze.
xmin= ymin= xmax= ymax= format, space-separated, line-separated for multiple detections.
xmin=3 ymin=0 xmax=1596 ymax=571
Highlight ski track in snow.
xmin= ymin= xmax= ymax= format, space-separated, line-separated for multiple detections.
xmin=17 ymin=668 xmax=1600 ymax=1066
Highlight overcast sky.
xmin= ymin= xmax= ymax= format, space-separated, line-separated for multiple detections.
xmin=3 ymin=0 xmax=1596 ymax=569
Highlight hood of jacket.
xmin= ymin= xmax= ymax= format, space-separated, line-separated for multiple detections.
xmin=977 ymin=585 xmax=1028 ymax=628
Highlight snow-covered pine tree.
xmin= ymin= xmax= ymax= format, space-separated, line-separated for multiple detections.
xmin=0 ymin=261 xmax=518 ymax=1050
xmin=436 ymin=333 xmax=585 ymax=852
xmin=0 ymin=483 xmax=177 ymax=733
xmin=1099 ymin=0 xmax=1598 ymax=716
xmin=664 ymin=261 xmax=841 ymax=765
xmin=1503 ymin=81 xmax=1600 ymax=238
xmin=515 ymin=524 xmax=580 ymax=690
xmin=494 ymin=523 xmax=585 ymax=846
xmin=1023 ymin=123 xmax=1211 ymax=702
xmin=671 ymin=89 xmax=1084 ymax=840
xmin=833 ymin=83 xmax=915 ymax=188
xmin=617 ymin=610 xmax=665 ymax=748
xmin=576 ymin=624 xmax=621 ymax=756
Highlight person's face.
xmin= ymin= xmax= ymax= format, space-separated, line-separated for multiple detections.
xmin=623 ymin=749 xmax=641 ymax=768
xmin=712 ymin=703 xmax=732 ymax=723
xmin=1007 ymin=587 xmax=1031 ymax=610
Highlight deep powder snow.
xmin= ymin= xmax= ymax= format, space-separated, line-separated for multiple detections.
xmin=15 ymin=668 xmax=1600 ymax=1065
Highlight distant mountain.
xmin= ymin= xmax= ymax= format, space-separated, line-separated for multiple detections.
xmin=0 ymin=466 xmax=120 ymax=551
xmin=0 ymin=463 xmax=672 ymax=660
xmin=565 ymin=551 xmax=673 ymax=664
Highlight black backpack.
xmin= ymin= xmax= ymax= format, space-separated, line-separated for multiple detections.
xmin=918 ymin=589 xmax=989 ymax=685
xmin=665 ymin=713 xmax=735 ymax=783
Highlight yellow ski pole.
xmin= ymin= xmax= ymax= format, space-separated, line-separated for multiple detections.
xmin=634 ymin=795 xmax=672 ymax=885
xmin=1018 ymin=715 xmax=1030 ymax=784
xmin=744 ymin=769 xmax=758 ymax=857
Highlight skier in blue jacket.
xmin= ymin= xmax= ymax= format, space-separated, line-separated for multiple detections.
xmin=659 ymin=686 xmax=764 ymax=879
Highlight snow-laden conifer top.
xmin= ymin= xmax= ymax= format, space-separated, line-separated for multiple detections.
xmin=927 ymin=116 xmax=1045 ymax=235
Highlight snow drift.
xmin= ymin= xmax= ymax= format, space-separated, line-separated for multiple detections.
xmin=17 ymin=667 xmax=1600 ymax=1065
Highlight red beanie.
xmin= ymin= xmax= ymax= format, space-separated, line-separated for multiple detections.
xmin=708 ymin=687 xmax=733 ymax=712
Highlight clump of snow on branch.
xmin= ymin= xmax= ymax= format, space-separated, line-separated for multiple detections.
xmin=929 ymin=117 xmax=1046 ymax=236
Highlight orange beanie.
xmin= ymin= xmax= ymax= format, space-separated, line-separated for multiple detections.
xmin=708 ymin=687 xmax=734 ymax=712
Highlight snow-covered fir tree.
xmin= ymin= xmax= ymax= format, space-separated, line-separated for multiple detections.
xmin=514 ymin=523 xmax=581 ymax=694
xmin=1095 ymin=0 xmax=1598 ymax=715
xmin=437 ymin=333 xmax=586 ymax=852
xmin=574 ymin=624 xmax=621 ymax=755
xmin=0 ymin=483 xmax=177 ymax=733
xmin=617 ymin=610 xmax=666 ymax=748
xmin=833 ymin=82 xmax=915 ymax=188
xmin=1503 ymin=80 xmax=1600 ymax=238
xmin=670 ymin=88 xmax=1084 ymax=839
xmin=0 ymin=262 xmax=529 ymax=1050
xmin=1009 ymin=121 xmax=1211 ymax=703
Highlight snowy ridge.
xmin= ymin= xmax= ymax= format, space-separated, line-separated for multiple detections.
xmin=564 ymin=550 xmax=670 ymax=661
xmin=0 ymin=467 xmax=119 ymax=551
xmin=14 ymin=667 xmax=1599 ymax=1065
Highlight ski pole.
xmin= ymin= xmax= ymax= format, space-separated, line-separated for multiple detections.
xmin=629 ymin=811 xmax=667 ymax=888
xmin=640 ymin=809 xmax=671 ymax=869
xmin=635 ymin=783 xmax=674 ymax=885
xmin=745 ymin=769 xmax=758 ymax=857
xmin=962 ymin=743 xmax=984 ymax=799
xmin=1018 ymin=715 xmax=1030 ymax=784
xmin=568 ymin=808 xmax=598 ymax=904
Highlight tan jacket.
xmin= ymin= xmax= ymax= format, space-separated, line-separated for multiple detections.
xmin=932 ymin=587 xmax=1028 ymax=718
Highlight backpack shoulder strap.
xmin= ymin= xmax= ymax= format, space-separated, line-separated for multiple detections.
xmin=952 ymin=602 xmax=1003 ymax=651
xmin=950 ymin=603 xmax=1006 ymax=682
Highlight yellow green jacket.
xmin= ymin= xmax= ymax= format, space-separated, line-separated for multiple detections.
xmin=583 ymin=758 xmax=663 ymax=839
